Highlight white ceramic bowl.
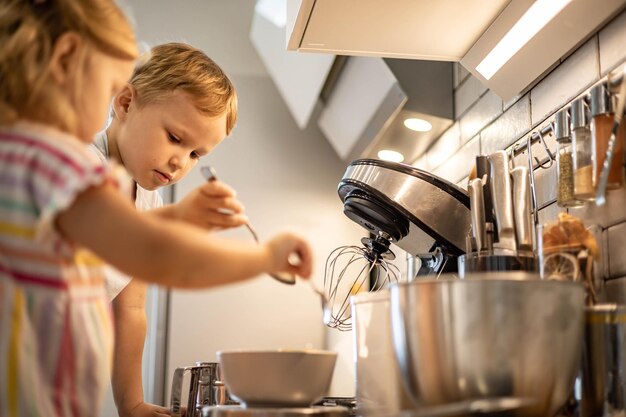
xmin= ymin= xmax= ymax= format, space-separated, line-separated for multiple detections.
xmin=217 ymin=349 xmax=337 ymax=408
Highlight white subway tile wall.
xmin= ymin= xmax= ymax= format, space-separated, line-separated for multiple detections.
xmin=426 ymin=122 xmax=461 ymax=169
xmin=605 ymin=276 xmax=626 ymax=303
xmin=532 ymin=161 xmax=558 ymax=209
xmin=530 ymin=38 xmax=599 ymax=126
xmin=537 ymin=202 xmax=565 ymax=225
xmin=455 ymin=75 xmax=489 ymax=118
xmin=432 ymin=135 xmax=480 ymax=183
xmin=568 ymin=187 xmax=626 ymax=228
xmin=415 ymin=9 xmax=626 ymax=285
xmin=600 ymin=10 xmax=626 ymax=75
xmin=459 ymin=90 xmax=503 ymax=143
xmin=480 ymin=94 xmax=531 ymax=155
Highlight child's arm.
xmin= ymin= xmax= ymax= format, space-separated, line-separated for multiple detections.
xmin=112 ymin=281 xmax=170 ymax=417
xmin=152 ymin=179 xmax=248 ymax=231
xmin=56 ymin=182 xmax=313 ymax=287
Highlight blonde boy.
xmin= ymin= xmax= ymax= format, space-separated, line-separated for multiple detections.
xmin=92 ymin=43 xmax=248 ymax=417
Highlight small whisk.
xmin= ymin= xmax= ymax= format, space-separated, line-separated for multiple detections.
xmin=323 ymin=234 xmax=401 ymax=331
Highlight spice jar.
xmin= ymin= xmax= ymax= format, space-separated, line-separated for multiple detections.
xmin=572 ymin=97 xmax=595 ymax=200
xmin=590 ymin=83 xmax=624 ymax=190
xmin=555 ymin=108 xmax=581 ymax=207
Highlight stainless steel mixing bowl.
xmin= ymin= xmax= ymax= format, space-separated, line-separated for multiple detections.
xmin=390 ymin=276 xmax=584 ymax=417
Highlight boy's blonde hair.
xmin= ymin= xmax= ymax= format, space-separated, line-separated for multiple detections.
xmin=130 ymin=43 xmax=238 ymax=135
xmin=0 ymin=0 xmax=137 ymax=132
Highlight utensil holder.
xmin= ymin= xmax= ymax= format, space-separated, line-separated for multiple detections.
xmin=457 ymin=252 xmax=538 ymax=278
xmin=581 ymin=304 xmax=626 ymax=417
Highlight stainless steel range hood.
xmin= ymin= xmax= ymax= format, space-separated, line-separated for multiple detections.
xmin=251 ymin=0 xmax=454 ymax=164
xmin=317 ymin=56 xmax=454 ymax=164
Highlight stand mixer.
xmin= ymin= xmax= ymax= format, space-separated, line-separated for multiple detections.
xmin=322 ymin=159 xmax=472 ymax=330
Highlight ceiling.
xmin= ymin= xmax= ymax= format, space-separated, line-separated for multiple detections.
xmin=126 ymin=0 xmax=268 ymax=79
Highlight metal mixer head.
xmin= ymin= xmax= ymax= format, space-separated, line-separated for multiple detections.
xmin=323 ymin=237 xmax=401 ymax=331
xmin=360 ymin=235 xmax=396 ymax=263
xmin=338 ymin=159 xmax=471 ymax=257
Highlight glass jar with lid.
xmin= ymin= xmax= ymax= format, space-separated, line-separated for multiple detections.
xmin=555 ymin=108 xmax=582 ymax=207
xmin=572 ymin=97 xmax=595 ymax=201
xmin=590 ymin=83 xmax=624 ymax=190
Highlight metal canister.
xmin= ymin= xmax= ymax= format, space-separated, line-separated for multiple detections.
xmin=581 ymin=304 xmax=626 ymax=417
xmin=171 ymin=362 xmax=237 ymax=417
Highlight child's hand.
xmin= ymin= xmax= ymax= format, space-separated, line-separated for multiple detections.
xmin=174 ymin=180 xmax=248 ymax=231
xmin=265 ymin=232 xmax=314 ymax=279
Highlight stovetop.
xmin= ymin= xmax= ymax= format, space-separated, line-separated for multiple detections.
xmin=201 ymin=405 xmax=350 ymax=417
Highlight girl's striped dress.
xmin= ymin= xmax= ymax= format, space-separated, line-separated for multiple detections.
xmin=0 ymin=122 xmax=129 ymax=417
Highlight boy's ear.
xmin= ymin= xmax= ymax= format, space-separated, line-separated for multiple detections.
xmin=49 ymin=32 xmax=83 ymax=87
xmin=111 ymin=85 xmax=136 ymax=122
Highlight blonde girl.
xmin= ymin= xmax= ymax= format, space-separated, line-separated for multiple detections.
xmin=0 ymin=2 xmax=313 ymax=417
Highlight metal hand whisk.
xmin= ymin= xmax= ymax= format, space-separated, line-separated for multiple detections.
xmin=323 ymin=235 xmax=401 ymax=331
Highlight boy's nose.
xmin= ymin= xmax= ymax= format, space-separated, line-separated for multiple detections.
xmin=169 ymin=154 xmax=188 ymax=171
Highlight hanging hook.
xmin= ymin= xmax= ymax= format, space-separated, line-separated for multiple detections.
xmin=509 ymin=141 xmax=525 ymax=169
xmin=534 ymin=127 xmax=556 ymax=169
xmin=508 ymin=145 xmax=516 ymax=168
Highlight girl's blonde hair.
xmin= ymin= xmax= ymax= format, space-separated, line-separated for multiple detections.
xmin=130 ymin=43 xmax=238 ymax=135
xmin=0 ymin=0 xmax=138 ymax=132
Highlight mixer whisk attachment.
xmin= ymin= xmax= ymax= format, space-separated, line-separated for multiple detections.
xmin=323 ymin=235 xmax=401 ymax=331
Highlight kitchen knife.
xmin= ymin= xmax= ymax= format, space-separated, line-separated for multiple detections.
xmin=488 ymin=151 xmax=517 ymax=252
xmin=475 ymin=155 xmax=494 ymax=226
xmin=469 ymin=178 xmax=487 ymax=252
xmin=511 ymin=166 xmax=534 ymax=252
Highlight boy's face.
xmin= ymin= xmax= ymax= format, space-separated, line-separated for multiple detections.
xmin=113 ymin=89 xmax=227 ymax=190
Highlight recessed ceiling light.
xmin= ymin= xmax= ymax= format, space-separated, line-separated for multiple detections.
xmin=403 ymin=118 xmax=432 ymax=132
xmin=378 ymin=150 xmax=404 ymax=163
xmin=476 ymin=0 xmax=573 ymax=80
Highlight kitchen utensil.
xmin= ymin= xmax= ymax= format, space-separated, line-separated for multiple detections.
xmin=597 ymin=63 xmax=626 ymax=206
xmin=475 ymin=155 xmax=494 ymax=227
xmin=217 ymin=350 xmax=337 ymax=408
xmin=309 ymin=280 xmax=332 ymax=326
xmin=350 ymin=290 xmax=413 ymax=416
xmin=468 ymin=178 xmax=487 ymax=252
xmin=323 ymin=236 xmax=401 ymax=331
xmin=581 ymin=304 xmax=626 ymax=417
xmin=390 ymin=276 xmax=585 ymax=417
xmin=458 ymin=270 xmax=539 ymax=280
xmin=511 ymin=165 xmax=534 ymax=252
xmin=457 ymin=252 xmax=538 ymax=277
xmin=200 ymin=166 xmax=295 ymax=285
xmin=488 ymin=151 xmax=517 ymax=252
xmin=171 ymin=362 xmax=235 ymax=417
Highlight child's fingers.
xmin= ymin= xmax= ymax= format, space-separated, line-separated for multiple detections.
xmin=198 ymin=179 xmax=237 ymax=197
xmin=201 ymin=211 xmax=248 ymax=229
xmin=284 ymin=238 xmax=313 ymax=279
xmin=202 ymin=196 xmax=245 ymax=214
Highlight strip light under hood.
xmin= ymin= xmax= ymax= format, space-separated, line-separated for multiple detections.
xmin=476 ymin=0 xmax=573 ymax=80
